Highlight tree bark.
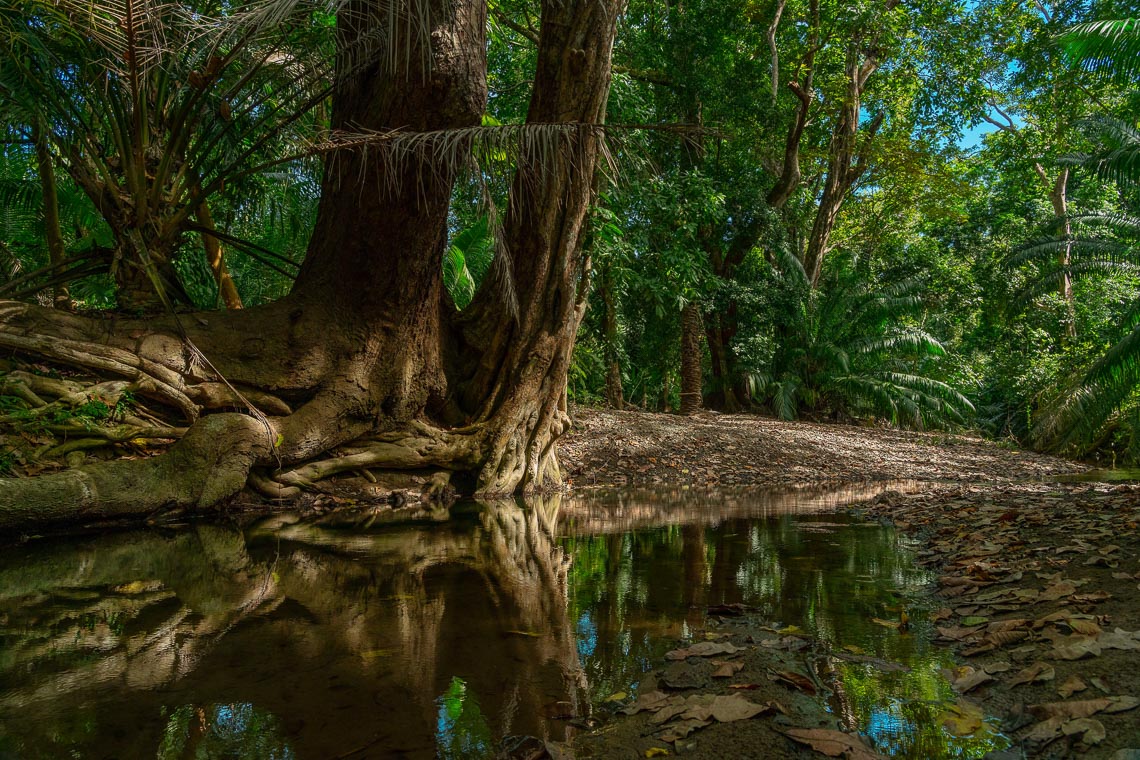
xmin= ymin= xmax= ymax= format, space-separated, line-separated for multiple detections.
xmin=0 ymin=0 xmax=621 ymax=531
xmin=801 ymin=49 xmax=884 ymax=287
xmin=765 ymin=0 xmax=818 ymax=210
xmin=1035 ymin=163 xmax=1076 ymax=338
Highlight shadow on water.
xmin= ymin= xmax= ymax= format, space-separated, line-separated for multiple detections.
xmin=0 ymin=481 xmax=1004 ymax=759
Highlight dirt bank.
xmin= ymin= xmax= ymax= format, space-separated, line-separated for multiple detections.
xmin=558 ymin=407 xmax=1085 ymax=488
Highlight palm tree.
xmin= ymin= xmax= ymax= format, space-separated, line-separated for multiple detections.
xmin=1015 ymin=18 xmax=1140 ymax=455
xmin=0 ymin=0 xmax=332 ymax=309
xmin=756 ymin=255 xmax=973 ymax=430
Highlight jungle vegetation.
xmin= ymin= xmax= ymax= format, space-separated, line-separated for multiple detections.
xmin=0 ymin=0 xmax=1137 ymax=528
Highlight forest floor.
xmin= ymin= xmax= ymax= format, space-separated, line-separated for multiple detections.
xmin=559 ymin=408 xmax=1140 ymax=760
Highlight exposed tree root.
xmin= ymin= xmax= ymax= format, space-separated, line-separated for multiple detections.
xmin=0 ymin=413 xmax=271 ymax=532
xmin=0 ymin=350 xmax=490 ymax=531
xmin=0 ymin=323 xmax=576 ymax=533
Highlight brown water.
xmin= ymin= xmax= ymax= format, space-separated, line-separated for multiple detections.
xmin=0 ymin=483 xmax=1005 ymax=759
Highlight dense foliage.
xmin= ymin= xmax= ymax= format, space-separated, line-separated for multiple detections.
xmin=2 ymin=0 xmax=1139 ymax=463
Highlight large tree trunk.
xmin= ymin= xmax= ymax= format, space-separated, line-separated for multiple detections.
xmin=0 ymin=0 xmax=620 ymax=531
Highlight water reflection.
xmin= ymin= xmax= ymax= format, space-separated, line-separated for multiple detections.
xmin=0 ymin=483 xmax=1001 ymax=758
xmin=0 ymin=501 xmax=576 ymax=759
xmin=558 ymin=489 xmax=1005 ymax=758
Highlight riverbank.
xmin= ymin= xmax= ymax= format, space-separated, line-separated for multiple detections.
xmin=558 ymin=407 xmax=1086 ymax=487
xmin=559 ymin=408 xmax=1140 ymax=759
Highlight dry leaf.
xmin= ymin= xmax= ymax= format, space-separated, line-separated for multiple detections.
xmin=1009 ymin=662 xmax=1055 ymax=687
xmin=987 ymin=630 xmax=1030 ymax=647
xmin=1058 ymin=675 xmax=1088 ymax=698
xmin=656 ymin=718 xmax=710 ymax=743
xmin=782 ymin=728 xmax=882 ymax=759
xmin=1104 ymin=696 xmax=1140 ymax=713
xmin=1029 ymin=696 xmax=1140 ymax=721
xmin=942 ymin=666 xmax=994 ymax=694
xmin=769 ymin=670 xmax=817 ymax=695
xmin=1025 ymin=716 xmax=1064 ymax=744
xmin=711 ymin=660 xmax=744 ymax=678
xmin=1049 ymin=637 xmax=1102 ymax=660
xmin=621 ymin=691 xmax=670 ymax=715
xmin=1040 ymin=581 xmax=1077 ymax=601
xmin=696 ymin=694 xmax=776 ymax=722
xmin=1100 ymin=629 xmax=1140 ymax=651
xmin=1062 ymin=717 xmax=1106 ymax=745
xmin=939 ymin=699 xmax=986 ymax=736
xmin=665 ymin=641 xmax=742 ymax=660
xmin=986 ymin=619 xmax=1029 ymax=634
xmin=650 ymin=703 xmax=689 ymax=725
xmin=937 ymin=625 xmax=984 ymax=641
xmin=1066 ymin=618 xmax=1103 ymax=636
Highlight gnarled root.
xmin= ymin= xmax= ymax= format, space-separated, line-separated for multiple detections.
xmin=0 ymin=414 xmax=272 ymax=533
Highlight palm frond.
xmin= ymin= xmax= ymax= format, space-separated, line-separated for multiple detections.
xmin=1065 ymin=117 xmax=1140 ymax=187
xmin=1063 ymin=19 xmax=1140 ymax=81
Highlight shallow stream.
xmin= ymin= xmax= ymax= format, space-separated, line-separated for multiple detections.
xmin=0 ymin=483 xmax=1006 ymax=758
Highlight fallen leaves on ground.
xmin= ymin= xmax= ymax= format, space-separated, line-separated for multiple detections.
xmin=1008 ymin=662 xmax=1055 ymax=687
xmin=941 ymin=666 xmax=994 ymax=694
xmin=858 ymin=481 xmax=1140 ymax=755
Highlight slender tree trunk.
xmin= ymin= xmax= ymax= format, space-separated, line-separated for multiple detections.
xmin=194 ymin=202 xmax=243 ymax=310
xmin=600 ymin=263 xmax=624 ymax=409
xmin=31 ymin=123 xmax=69 ymax=309
xmin=802 ymin=49 xmax=883 ymax=287
xmin=1036 ymin=164 xmax=1076 ymax=338
xmin=680 ymin=302 xmax=703 ymax=415
xmin=765 ymin=0 xmax=817 ymax=210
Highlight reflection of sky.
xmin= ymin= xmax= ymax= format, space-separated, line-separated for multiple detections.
xmin=865 ymin=701 xmax=909 ymax=747
xmin=435 ymin=677 xmax=491 ymax=760
xmin=158 ymin=702 xmax=296 ymax=760
xmin=576 ymin=611 xmax=597 ymax=660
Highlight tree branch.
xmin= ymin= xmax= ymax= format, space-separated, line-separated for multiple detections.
xmin=491 ymin=7 xmax=539 ymax=44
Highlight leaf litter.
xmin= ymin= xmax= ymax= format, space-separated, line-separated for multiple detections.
xmin=860 ymin=480 xmax=1140 ymax=756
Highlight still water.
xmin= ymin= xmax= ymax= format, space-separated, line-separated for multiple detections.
xmin=0 ymin=484 xmax=1004 ymax=758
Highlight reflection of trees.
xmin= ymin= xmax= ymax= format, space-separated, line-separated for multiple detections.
xmin=558 ymin=487 xmax=1006 ymax=759
xmin=0 ymin=499 xmax=580 ymax=759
